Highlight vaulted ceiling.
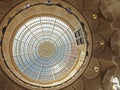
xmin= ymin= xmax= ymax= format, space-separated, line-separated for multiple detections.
xmin=0 ymin=0 xmax=120 ymax=90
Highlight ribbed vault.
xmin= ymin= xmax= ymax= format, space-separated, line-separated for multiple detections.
xmin=0 ymin=0 xmax=120 ymax=90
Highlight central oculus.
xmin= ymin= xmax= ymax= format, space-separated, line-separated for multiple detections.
xmin=38 ymin=41 xmax=55 ymax=58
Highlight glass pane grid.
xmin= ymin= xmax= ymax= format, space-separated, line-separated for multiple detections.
xmin=12 ymin=16 xmax=78 ymax=83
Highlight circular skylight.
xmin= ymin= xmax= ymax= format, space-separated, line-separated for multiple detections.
xmin=1 ymin=0 xmax=93 ymax=89
xmin=12 ymin=16 xmax=78 ymax=82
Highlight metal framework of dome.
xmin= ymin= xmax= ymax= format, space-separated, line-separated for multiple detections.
xmin=0 ymin=0 xmax=92 ymax=89
xmin=12 ymin=16 xmax=78 ymax=82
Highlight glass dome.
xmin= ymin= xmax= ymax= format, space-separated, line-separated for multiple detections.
xmin=1 ymin=0 xmax=93 ymax=89
xmin=12 ymin=16 xmax=78 ymax=82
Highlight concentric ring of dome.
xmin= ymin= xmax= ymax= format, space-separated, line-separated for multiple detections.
xmin=12 ymin=16 xmax=78 ymax=82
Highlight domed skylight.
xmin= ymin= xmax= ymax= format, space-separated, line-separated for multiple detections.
xmin=12 ymin=16 xmax=78 ymax=82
